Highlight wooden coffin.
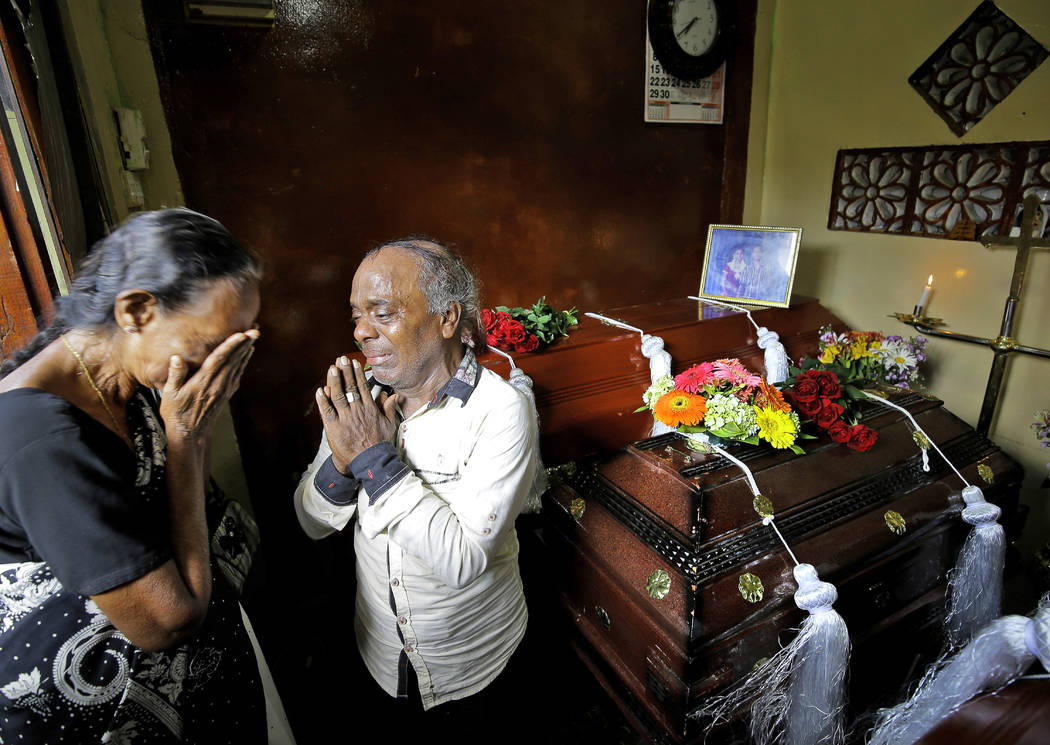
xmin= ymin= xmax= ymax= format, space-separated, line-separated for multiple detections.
xmin=483 ymin=298 xmax=1023 ymax=744
xmin=480 ymin=296 xmax=843 ymax=464
xmin=541 ymin=392 xmax=1022 ymax=742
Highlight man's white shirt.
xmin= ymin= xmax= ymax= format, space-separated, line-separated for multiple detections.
xmin=294 ymin=352 xmax=539 ymax=709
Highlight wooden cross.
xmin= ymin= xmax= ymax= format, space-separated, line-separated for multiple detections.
xmin=897 ymin=195 xmax=1050 ymax=435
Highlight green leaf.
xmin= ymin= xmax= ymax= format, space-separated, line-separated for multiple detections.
xmin=710 ymin=424 xmax=746 ymax=438
xmin=790 ymin=444 xmax=806 ymax=455
xmin=678 ymin=425 xmax=708 ymax=434
xmin=741 ymin=435 xmax=760 ymax=445
xmin=634 ymin=405 xmax=650 ymax=413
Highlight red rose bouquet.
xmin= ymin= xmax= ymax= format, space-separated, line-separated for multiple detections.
xmin=482 ymin=297 xmax=577 ymax=354
xmin=781 ymin=325 xmax=927 ymax=452
xmin=786 ymin=368 xmax=878 ymax=452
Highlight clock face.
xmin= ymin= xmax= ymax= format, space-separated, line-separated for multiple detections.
xmin=672 ymin=0 xmax=718 ymax=57
xmin=647 ymin=0 xmax=731 ymax=80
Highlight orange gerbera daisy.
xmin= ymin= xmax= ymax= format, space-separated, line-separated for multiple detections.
xmin=653 ymin=391 xmax=707 ymax=427
xmin=755 ymin=380 xmax=791 ymax=413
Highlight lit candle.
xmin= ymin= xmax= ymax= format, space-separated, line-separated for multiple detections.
xmin=915 ymin=274 xmax=933 ymax=315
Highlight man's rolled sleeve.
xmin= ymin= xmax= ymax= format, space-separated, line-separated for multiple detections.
xmin=294 ymin=437 xmax=359 ymax=539
xmin=349 ymin=441 xmax=411 ymax=505
xmin=312 ymin=456 xmax=360 ymax=506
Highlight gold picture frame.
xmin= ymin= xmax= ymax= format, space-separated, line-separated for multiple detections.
xmin=698 ymin=224 xmax=802 ymax=308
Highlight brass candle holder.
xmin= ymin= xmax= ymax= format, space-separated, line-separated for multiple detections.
xmin=893 ymin=195 xmax=1050 ymax=436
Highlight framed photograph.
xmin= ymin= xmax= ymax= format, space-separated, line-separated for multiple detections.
xmin=698 ymin=224 xmax=803 ymax=308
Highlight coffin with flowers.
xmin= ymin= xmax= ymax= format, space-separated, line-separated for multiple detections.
xmin=529 ymin=301 xmax=1022 ymax=744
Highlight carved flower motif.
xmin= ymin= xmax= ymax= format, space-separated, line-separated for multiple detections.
xmin=841 ymin=156 xmax=908 ymax=228
xmin=920 ymin=152 xmax=1004 ymax=230
xmin=936 ymin=26 xmax=1029 ymax=117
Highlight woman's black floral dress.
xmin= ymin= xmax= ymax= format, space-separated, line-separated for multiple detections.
xmin=0 ymin=389 xmax=264 ymax=743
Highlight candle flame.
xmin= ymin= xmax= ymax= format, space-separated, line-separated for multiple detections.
xmin=927 ymin=274 xmax=934 ymax=286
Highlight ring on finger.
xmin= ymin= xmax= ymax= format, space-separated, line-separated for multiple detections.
xmin=346 ymin=390 xmax=358 ymax=403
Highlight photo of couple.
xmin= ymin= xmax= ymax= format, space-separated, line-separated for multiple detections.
xmin=699 ymin=225 xmax=802 ymax=307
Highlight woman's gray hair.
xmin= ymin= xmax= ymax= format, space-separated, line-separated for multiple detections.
xmin=366 ymin=236 xmax=485 ymax=350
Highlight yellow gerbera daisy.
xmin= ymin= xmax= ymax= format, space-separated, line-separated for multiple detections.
xmin=754 ymin=406 xmax=797 ymax=449
xmin=653 ymin=391 xmax=707 ymax=427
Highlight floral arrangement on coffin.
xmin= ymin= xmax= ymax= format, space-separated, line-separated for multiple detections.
xmin=638 ymin=358 xmax=810 ymax=455
xmin=482 ymin=297 xmax=578 ymax=353
xmin=815 ymin=326 xmax=928 ymax=388
xmin=782 ymin=326 xmax=928 ymax=452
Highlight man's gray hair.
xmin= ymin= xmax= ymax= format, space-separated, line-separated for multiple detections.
xmin=367 ymin=236 xmax=485 ymax=350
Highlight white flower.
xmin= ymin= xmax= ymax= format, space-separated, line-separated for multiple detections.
xmin=0 ymin=668 xmax=41 ymax=699
xmin=642 ymin=374 xmax=675 ymax=409
xmin=704 ymin=393 xmax=758 ymax=435
xmin=876 ymin=341 xmax=917 ymax=372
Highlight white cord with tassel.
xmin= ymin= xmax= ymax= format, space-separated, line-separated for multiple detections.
xmin=584 ymin=312 xmax=675 ymax=436
xmin=868 ymin=594 xmax=1050 ymax=745
xmin=863 ymin=392 xmax=1004 ymax=647
xmin=688 ymin=296 xmax=789 ymax=384
xmin=687 ymin=436 xmax=849 ymax=745
xmin=489 ymin=346 xmax=547 ymax=514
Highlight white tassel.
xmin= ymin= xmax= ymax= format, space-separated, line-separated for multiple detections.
xmin=946 ymin=485 xmax=1005 ymax=648
xmin=757 ymin=326 xmax=789 ymax=385
xmin=690 ymin=564 xmax=850 ymax=745
xmin=641 ymin=333 xmax=675 ymax=437
xmin=489 ymin=347 xmax=548 ymax=514
xmin=1027 ymin=594 xmax=1050 ymax=671
xmin=868 ymin=598 xmax=1050 ymax=745
xmin=786 ymin=565 xmax=850 ymax=745
xmin=863 ymin=394 xmax=1004 ymax=649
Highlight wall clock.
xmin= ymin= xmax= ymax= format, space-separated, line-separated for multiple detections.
xmin=647 ymin=0 xmax=733 ymax=81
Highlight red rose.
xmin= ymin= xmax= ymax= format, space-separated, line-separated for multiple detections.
xmin=792 ymin=373 xmax=821 ymax=403
xmin=484 ymin=310 xmax=516 ymax=347
xmin=496 ymin=316 xmax=527 ymax=345
xmin=828 ymin=420 xmax=851 ymax=443
xmin=481 ymin=308 xmax=500 ymax=334
xmin=795 ymin=395 xmax=823 ymax=418
xmin=815 ymin=399 xmax=844 ymax=428
xmin=811 ymin=370 xmax=841 ymax=399
xmin=515 ymin=334 xmax=540 ymax=353
xmin=846 ymin=424 xmax=878 ymax=452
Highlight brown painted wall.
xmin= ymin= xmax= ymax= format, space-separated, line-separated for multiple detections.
xmin=143 ymin=1 xmax=754 ymax=730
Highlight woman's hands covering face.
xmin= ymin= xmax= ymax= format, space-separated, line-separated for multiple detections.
xmin=160 ymin=328 xmax=260 ymax=441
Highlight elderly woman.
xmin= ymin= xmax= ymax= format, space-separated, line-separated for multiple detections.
xmin=0 ymin=209 xmax=275 ymax=743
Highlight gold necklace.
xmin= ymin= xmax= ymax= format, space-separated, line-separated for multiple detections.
xmin=61 ymin=334 xmax=127 ymax=440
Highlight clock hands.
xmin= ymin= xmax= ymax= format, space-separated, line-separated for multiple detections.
xmin=676 ymin=16 xmax=699 ymax=39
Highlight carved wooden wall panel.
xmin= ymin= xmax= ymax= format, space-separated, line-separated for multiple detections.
xmin=829 ymin=140 xmax=1050 ymax=240
xmin=909 ymin=0 xmax=1047 ymax=137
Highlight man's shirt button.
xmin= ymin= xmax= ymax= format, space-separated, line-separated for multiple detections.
xmin=398 ymin=616 xmax=407 ymax=625
xmin=391 ymin=578 xmax=399 ymax=587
